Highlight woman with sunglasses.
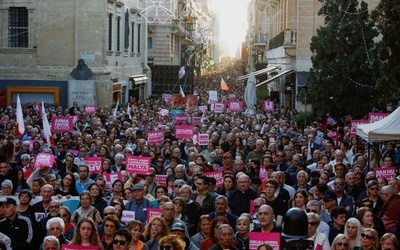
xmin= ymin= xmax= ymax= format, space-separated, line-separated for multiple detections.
xmin=356 ymin=180 xmax=383 ymax=216
xmin=343 ymin=218 xmax=362 ymax=250
xmin=331 ymin=234 xmax=349 ymax=250
xmin=360 ymin=228 xmax=379 ymax=250
xmin=58 ymin=206 xmax=75 ymax=241
xmin=158 ymin=235 xmax=184 ymax=250
xmin=101 ymin=215 xmax=120 ymax=250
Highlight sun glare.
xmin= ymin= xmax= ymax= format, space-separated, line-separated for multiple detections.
xmin=211 ymin=0 xmax=249 ymax=58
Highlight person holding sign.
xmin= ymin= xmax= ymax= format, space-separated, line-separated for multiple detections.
xmin=69 ymin=217 xmax=103 ymax=249
xmin=125 ymin=184 xmax=154 ymax=225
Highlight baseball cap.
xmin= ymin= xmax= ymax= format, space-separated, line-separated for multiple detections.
xmin=0 ymin=197 xmax=17 ymax=206
xmin=132 ymin=184 xmax=144 ymax=191
xmin=322 ymin=190 xmax=337 ymax=202
xmin=223 ymin=152 xmax=232 ymax=158
xmin=171 ymin=222 xmax=185 ymax=231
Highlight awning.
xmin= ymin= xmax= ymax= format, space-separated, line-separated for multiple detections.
xmin=130 ymin=75 xmax=148 ymax=85
xmin=256 ymin=69 xmax=294 ymax=88
xmin=236 ymin=66 xmax=278 ymax=82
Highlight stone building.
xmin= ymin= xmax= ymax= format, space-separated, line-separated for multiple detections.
xmin=0 ymin=0 xmax=149 ymax=108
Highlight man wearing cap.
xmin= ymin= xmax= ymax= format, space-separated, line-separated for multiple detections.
xmin=125 ymin=184 xmax=153 ymax=225
xmin=221 ymin=152 xmax=235 ymax=174
xmin=0 ymin=197 xmax=34 ymax=250
xmin=170 ymin=222 xmax=199 ymax=250
xmin=319 ymin=190 xmax=337 ymax=224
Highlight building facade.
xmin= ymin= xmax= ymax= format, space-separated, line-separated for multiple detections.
xmin=0 ymin=0 xmax=149 ymax=108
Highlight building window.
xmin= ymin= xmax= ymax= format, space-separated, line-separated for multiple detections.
xmin=131 ymin=22 xmax=135 ymax=53
xmin=108 ymin=13 xmax=112 ymax=50
xmin=148 ymin=37 xmax=153 ymax=50
xmin=8 ymin=7 xmax=29 ymax=48
xmin=117 ymin=16 xmax=121 ymax=51
xmin=137 ymin=24 xmax=141 ymax=53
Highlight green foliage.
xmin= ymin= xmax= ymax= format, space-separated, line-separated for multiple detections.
xmin=294 ymin=111 xmax=315 ymax=128
xmin=309 ymin=0 xmax=380 ymax=118
xmin=371 ymin=0 xmax=400 ymax=105
xmin=256 ymin=87 xmax=270 ymax=101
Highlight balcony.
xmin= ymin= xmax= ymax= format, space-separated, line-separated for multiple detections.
xmin=269 ymin=29 xmax=296 ymax=51
xmin=254 ymin=33 xmax=268 ymax=45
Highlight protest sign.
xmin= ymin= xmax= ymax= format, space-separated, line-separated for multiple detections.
xmin=175 ymin=125 xmax=194 ymax=138
xmin=249 ymin=232 xmax=280 ymax=250
xmin=34 ymin=153 xmax=55 ymax=169
xmin=85 ymin=157 xmax=102 ymax=173
xmin=84 ymin=105 xmax=96 ymax=114
xmin=126 ymin=156 xmax=151 ymax=175
xmin=51 ymin=117 xmax=73 ymax=132
xmin=203 ymin=171 xmax=223 ymax=188
xmin=147 ymin=130 xmax=165 ymax=145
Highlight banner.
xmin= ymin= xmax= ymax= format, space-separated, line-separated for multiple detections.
xmin=85 ymin=157 xmax=102 ymax=173
xmin=147 ymin=208 xmax=162 ymax=222
xmin=34 ymin=153 xmax=55 ymax=169
xmin=227 ymin=101 xmax=243 ymax=112
xmin=350 ymin=120 xmax=369 ymax=136
xmin=154 ymin=175 xmax=167 ymax=186
xmin=62 ymin=245 xmax=99 ymax=250
xmin=198 ymin=133 xmax=209 ymax=145
xmin=147 ymin=130 xmax=165 ymax=145
xmin=102 ymin=172 xmax=123 ymax=190
xmin=84 ymin=105 xmax=96 ymax=114
xmin=259 ymin=166 xmax=267 ymax=180
xmin=121 ymin=210 xmax=135 ymax=224
xmin=175 ymin=125 xmax=194 ymax=138
xmin=213 ymin=103 xmax=224 ymax=113
xmin=192 ymin=117 xmax=202 ymax=126
xmin=249 ymin=232 xmax=280 ymax=250
xmin=263 ymin=100 xmax=275 ymax=112
xmin=51 ymin=117 xmax=73 ymax=132
xmin=374 ymin=167 xmax=396 ymax=180
xmin=175 ymin=114 xmax=188 ymax=123
xmin=368 ymin=112 xmax=388 ymax=123
xmin=203 ymin=171 xmax=224 ymax=188
xmin=159 ymin=109 xmax=170 ymax=117
xmin=162 ymin=93 xmax=172 ymax=103
xmin=198 ymin=105 xmax=208 ymax=113
xmin=125 ymin=156 xmax=151 ymax=175
xmin=208 ymin=90 xmax=218 ymax=103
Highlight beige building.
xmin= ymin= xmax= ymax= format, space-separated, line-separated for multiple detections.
xmin=0 ymin=0 xmax=149 ymax=108
xmin=246 ymin=0 xmax=380 ymax=109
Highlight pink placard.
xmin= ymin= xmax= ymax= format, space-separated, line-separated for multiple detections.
xmin=51 ymin=117 xmax=73 ymax=132
xmin=85 ymin=157 xmax=102 ymax=173
xmin=154 ymin=175 xmax=167 ymax=186
xmin=147 ymin=208 xmax=162 ymax=222
xmin=374 ymin=167 xmax=396 ymax=180
xmin=368 ymin=112 xmax=388 ymax=123
xmin=175 ymin=114 xmax=188 ymax=123
xmin=84 ymin=105 xmax=96 ymax=114
xmin=350 ymin=120 xmax=369 ymax=136
xmin=259 ymin=165 xmax=267 ymax=180
xmin=159 ymin=109 xmax=169 ymax=117
xmin=62 ymin=244 xmax=98 ymax=250
xmin=102 ymin=172 xmax=123 ymax=190
xmin=203 ymin=171 xmax=223 ymax=188
xmin=33 ymin=103 xmax=40 ymax=112
xmin=192 ymin=117 xmax=201 ymax=126
xmin=199 ymin=105 xmax=208 ymax=113
xmin=72 ymin=115 xmax=78 ymax=124
xmin=147 ymin=130 xmax=165 ymax=145
xmin=263 ymin=100 xmax=275 ymax=112
xmin=175 ymin=125 xmax=194 ymax=139
xmin=198 ymin=133 xmax=209 ymax=145
xmin=121 ymin=210 xmax=135 ymax=224
xmin=213 ymin=103 xmax=224 ymax=113
xmin=250 ymin=200 xmax=255 ymax=216
xmin=228 ymin=101 xmax=243 ymax=112
xmin=125 ymin=156 xmax=151 ymax=175
xmin=162 ymin=93 xmax=172 ymax=103
xmin=34 ymin=153 xmax=55 ymax=169
xmin=249 ymin=232 xmax=280 ymax=250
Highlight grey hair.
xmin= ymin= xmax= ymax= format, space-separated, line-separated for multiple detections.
xmin=217 ymin=224 xmax=233 ymax=236
xmin=46 ymin=217 xmax=65 ymax=231
xmin=43 ymin=235 xmax=60 ymax=250
xmin=306 ymin=200 xmax=322 ymax=212
xmin=1 ymin=179 xmax=13 ymax=189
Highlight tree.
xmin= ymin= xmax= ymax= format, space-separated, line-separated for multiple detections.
xmin=308 ymin=0 xmax=379 ymax=119
xmin=372 ymin=0 xmax=400 ymax=105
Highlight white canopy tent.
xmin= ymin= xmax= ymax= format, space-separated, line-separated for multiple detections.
xmin=356 ymin=107 xmax=400 ymax=142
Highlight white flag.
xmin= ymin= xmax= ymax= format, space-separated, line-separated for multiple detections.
xmin=127 ymin=103 xmax=132 ymax=120
xmin=180 ymin=86 xmax=186 ymax=98
xmin=41 ymin=101 xmax=52 ymax=146
xmin=113 ymin=100 xmax=119 ymax=118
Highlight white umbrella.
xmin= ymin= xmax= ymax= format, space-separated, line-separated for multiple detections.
xmin=244 ymin=72 xmax=257 ymax=116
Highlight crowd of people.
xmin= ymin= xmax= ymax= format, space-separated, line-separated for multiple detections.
xmin=0 ymin=65 xmax=400 ymax=250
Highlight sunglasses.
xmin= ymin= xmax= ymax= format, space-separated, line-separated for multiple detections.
xmin=369 ymin=187 xmax=378 ymax=191
xmin=308 ymin=222 xmax=318 ymax=226
xmin=361 ymin=233 xmax=374 ymax=240
xmin=159 ymin=245 xmax=173 ymax=250
xmin=337 ymin=242 xmax=349 ymax=247
xmin=174 ymin=185 xmax=182 ymax=188
xmin=58 ymin=213 xmax=68 ymax=217
xmin=334 ymin=182 xmax=344 ymax=186
xmin=306 ymin=209 xmax=317 ymax=213
xmin=104 ymin=212 xmax=115 ymax=216
xmin=113 ymin=240 xmax=127 ymax=245
xmin=174 ymin=203 xmax=184 ymax=207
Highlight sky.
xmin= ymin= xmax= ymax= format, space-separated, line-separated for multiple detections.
xmin=211 ymin=0 xmax=249 ymax=57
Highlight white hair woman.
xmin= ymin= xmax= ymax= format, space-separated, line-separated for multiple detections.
xmin=343 ymin=218 xmax=362 ymax=250
xmin=44 ymin=217 xmax=69 ymax=248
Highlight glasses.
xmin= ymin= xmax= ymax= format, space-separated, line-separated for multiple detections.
xmin=157 ymin=160 xmax=164 ymax=163
xmin=22 ymin=159 xmax=29 ymax=161
xmin=66 ymin=160 xmax=73 ymax=163
xmin=306 ymin=209 xmax=317 ymax=213
xmin=50 ymin=227 xmax=61 ymax=231
xmin=104 ymin=224 xmax=115 ymax=228
xmin=104 ymin=212 xmax=115 ymax=216
xmin=113 ymin=240 xmax=127 ymax=245
xmin=64 ymin=177 xmax=73 ymax=181
xmin=369 ymin=187 xmax=378 ymax=191
xmin=361 ymin=233 xmax=374 ymax=240
xmin=254 ymin=205 xmax=261 ymax=210
xmin=174 ymin=203 xmax=184 ymax=207
xmin=49 ymin=205 xmax=60 ymax=209
xmin=308 ymin=222 xmax=318 ymax=226
xmin=337 ymin=242 xmax=349 ymax=247
xmin=174 ymin=185 xmax=182 ymax=188
xmin=334 ymin=182 xmax=344 ymax=186
xmin=58 ymin=213 xmax=68 ymax=217
xmin=159 ymin=245 xmax=173 ymax=250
